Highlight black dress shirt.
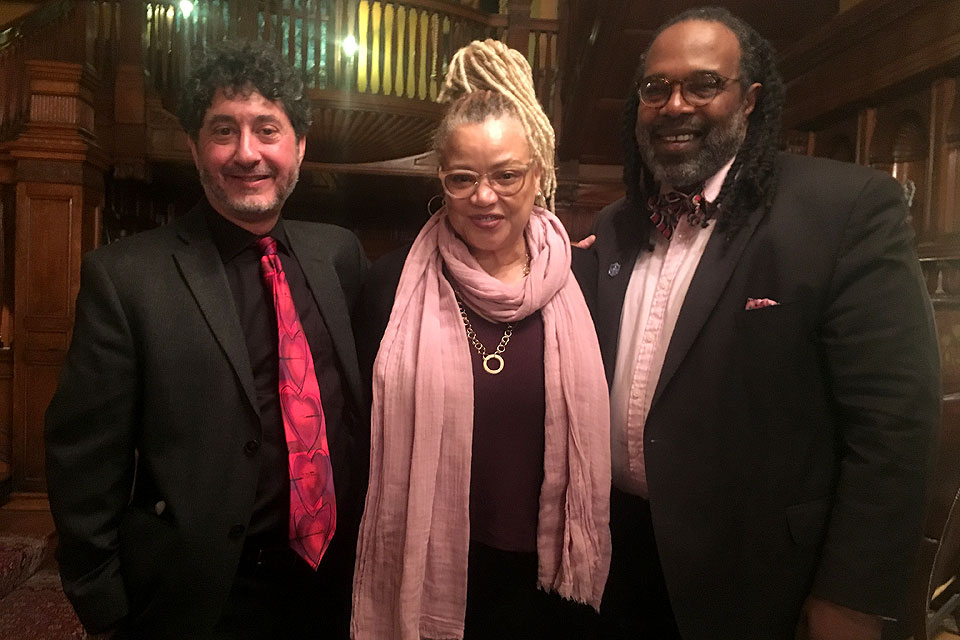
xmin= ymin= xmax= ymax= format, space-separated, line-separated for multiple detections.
xmin=205 ymin=206 xmax=347 ymax=544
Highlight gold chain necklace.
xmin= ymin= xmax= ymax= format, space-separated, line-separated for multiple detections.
xmin=456 ymin=296 xmax=513 ymax=375
xmin=455 ymin=252 xmax=530 ymax=375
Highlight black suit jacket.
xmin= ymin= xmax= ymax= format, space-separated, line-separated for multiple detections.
xmin=44 ymin=203 xmax=367 ymax=638
xmin=573 ymin=153 xmax=940 ymax=639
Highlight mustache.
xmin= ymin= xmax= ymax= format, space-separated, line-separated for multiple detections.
xmin=222 ymin=166 xmax=275 ymax=178
xmin=649 ymin=115 xmax=706 ymax=134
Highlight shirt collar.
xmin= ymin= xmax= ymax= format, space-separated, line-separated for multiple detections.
xmin=702 ymin=156 xmax=735 ymax=203
xmin=203 ymin=201 xmax=290 ymax=263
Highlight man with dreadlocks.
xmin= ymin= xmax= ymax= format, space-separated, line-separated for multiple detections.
xmin=573 ymin=7 xmax=940 ymax=640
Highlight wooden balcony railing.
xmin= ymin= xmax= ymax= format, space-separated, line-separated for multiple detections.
xmin=2 ymin=0 xmax=559 ymax=145
xmin=528 ymin=17 xmax=558 ymax=123
xmin=145 ymin=0 xmax=558 ymax=119
xmin=0 ymin=0 xmax=77 ymax=142
xmin=0 ymin=0 xmax=122 ymax=143
xmin=0 ymin=22 xmax=28 ymax=142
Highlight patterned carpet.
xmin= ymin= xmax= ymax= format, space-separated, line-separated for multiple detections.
xmin=0 ymin=568 xmax=84 ymax=639
xmin=0 ymin=534 xmax=45 ymax=599
xmin=0 ymin=502 xmax=85 ymax=640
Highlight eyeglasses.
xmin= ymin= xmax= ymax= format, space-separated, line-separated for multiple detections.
xmin=438 ymin=161 xmax=535 ymax=199
xmin=636 ymin=72 xmax=741 ymax=108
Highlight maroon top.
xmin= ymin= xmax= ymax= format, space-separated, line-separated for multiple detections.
xmin=461 ymin=302 xmax=546 ymax=553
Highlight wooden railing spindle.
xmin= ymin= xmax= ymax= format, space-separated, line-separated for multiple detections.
xmin=428 ymin=12 xmax=438 ymax=100
xmin=0 ymin=0 xmax=557 ymax=139
xmin=377 ymin=1 xmax=385 ymax=95
xmin=398 ymin=3 xmax=405 ymax=97
xmin=287 ymin=0 xmax=295 ymax=68
xmin=360 ymin=0 xmax=371 ymax=93
xmin=301 ymin=1 xmax=311 ymax=84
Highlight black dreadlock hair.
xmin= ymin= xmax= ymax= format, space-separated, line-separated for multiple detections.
xmin=622 ymin=6 xmax=785 ymax=243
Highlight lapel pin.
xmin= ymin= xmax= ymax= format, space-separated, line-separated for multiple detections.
xmin=608 ymin=262 xmax=621 ymax=277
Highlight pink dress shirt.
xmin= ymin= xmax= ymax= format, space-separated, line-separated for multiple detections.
xmin=609 ymin=158 xmax=734 ymax=497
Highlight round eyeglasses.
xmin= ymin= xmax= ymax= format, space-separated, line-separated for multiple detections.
xmin=438 ymin=161 xmax=535 ymax=199
xmin=637 ymin=71 xmax=741 ymax=108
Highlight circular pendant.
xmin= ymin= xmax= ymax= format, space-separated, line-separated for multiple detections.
xmin=483 ymin=354 xmax=505 ymax=375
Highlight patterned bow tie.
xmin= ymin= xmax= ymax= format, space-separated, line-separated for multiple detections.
xmin=647 ymin=188 xmax=714 ymax=240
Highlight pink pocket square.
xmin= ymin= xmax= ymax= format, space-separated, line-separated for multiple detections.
xmin=745 ymin=297 xmax=779 ymax=310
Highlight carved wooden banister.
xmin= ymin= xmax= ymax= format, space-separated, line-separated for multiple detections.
xmin=144 ymin=0 xmax=558 ymax=119
xmin=527 ymin=17 xmax=558 ymax=123
xmin=1 ymin=0 xmax=559 ymax=148
xmin=0 ymin=1 xmax=122 ymax=143
xmin=0 ymin=0 xmax=73 ymax=142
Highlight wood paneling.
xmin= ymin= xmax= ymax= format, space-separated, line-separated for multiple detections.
xmin=781 ymin=0 xmax=960 ymax=130
xmin=0 ymin=349 xmax=13 ymax=475
xmin=5 ymin=55 xmax=105 ymax=495
xmin=871 ymin=91 xmax=932 ymax=242
xmin=12 ymin=182 xmax=84 ymax=493
xmin=783 ymin=1 xmax=960 ymax=636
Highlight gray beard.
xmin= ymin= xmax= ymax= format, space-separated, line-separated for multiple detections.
xmin=638 ymin=108 xmax=748 ymax=189
xmin=200 ymin=167 xmax=299 ymax=222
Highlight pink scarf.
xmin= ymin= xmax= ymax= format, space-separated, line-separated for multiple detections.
xmin=351 ymin=207 xmax=610 ymax=640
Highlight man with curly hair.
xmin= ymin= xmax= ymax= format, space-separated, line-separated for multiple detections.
xmin=574 ymin=7 xmax=940 ymax=640
xmin=45 ymin=41 xmax=366 ymax=639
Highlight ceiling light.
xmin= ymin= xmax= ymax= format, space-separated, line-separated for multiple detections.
xmin=342 ymin=35 xmax=358 ymax=57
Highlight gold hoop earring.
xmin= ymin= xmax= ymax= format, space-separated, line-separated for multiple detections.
xmin=427 ymin=194 xmax=446 ymax=216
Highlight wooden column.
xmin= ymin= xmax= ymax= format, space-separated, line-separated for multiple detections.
xmin=113 ymin=0 xmax=149 ymax=180
xmin=855 ymin=107 xmax=875 ymax=166
xmin=8 ymin=60 xmax=105 ymax=495
xmin=929 ymin=78 xmax=957 ymax=238
xmin=505 ymin=0 xmax=532 ymax=53
xmin=236 ymin=1 xmax=260 ymax=40
xmin=0 ymin=164 xmax=13 ymax=498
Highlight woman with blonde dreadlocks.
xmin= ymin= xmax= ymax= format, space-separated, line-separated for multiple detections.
xmin=350 ymin=39 xmax=611 ymax=640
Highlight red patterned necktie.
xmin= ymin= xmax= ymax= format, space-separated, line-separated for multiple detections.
xmin=256 ymin=236 xmax=336 ymax=569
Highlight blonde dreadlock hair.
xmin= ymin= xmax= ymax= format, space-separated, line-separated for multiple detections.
xmin=433 ymin=39 xmax=557 ymax=209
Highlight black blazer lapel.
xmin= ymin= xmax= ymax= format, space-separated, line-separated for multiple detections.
xmin=596 ymin=203 xmax=645 ymax=385
xmin=286 ymin=228 xmax=364 ymax=416
xmin=651 ymin=205 xmax=768 ymax=410
xmin=172 ymin=208 xmax=259 ymax=416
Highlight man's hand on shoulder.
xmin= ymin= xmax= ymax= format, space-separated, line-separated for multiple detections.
xmin=796 ymin=596 xmax=882 ymax=640
xmin=572 ymin=234 xmax=596 ymax=249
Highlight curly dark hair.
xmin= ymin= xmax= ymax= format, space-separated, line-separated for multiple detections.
xmin=622 ymin=6 xmax=784 ymax=241
xmin=178 ymin=40 xmax=312 ymax=140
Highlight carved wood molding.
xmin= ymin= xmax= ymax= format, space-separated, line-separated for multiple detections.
xmin=8 ymin=60 xmax=107 ymax=170
xmin=23 ymin=60 xmax=97 ymax=132
xmin=778 ymin=0 xmax=927 ymax=81
xmin=12 ymin=179 xmax=100 ymax=492
xmin=782 ymin=0 xmax=960 ymax=129
xmin=0 ymin=147 xmax=14 ymax=185
xmin=303 ymin=150 xmax=438 ymax=177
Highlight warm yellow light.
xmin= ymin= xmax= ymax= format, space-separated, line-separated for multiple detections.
xmin=342 ymin=35 xmax=359 ymax=57
xmin=179 ymin=1 xmax=194 ymax=18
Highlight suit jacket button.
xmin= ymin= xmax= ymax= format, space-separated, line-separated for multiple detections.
xmin=154 ymin=500 xmax=166 ymax=516
xmin=244 ymin=439 xmax=261 ymax=455
xmin=229 ymin=524 xmax=245 ymax=539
